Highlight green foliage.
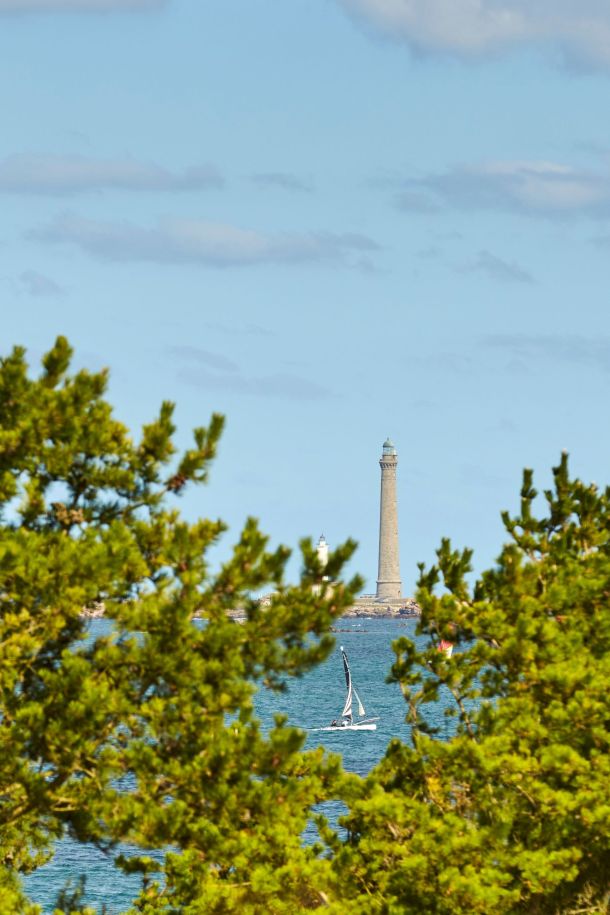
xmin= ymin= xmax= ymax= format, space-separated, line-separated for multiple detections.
xmin=3 ymin=338 xmax=610 ymax=914
xmin=333 ymin=453 xmax=610 ymax=914
xmin=0 ymin=338 xmax=361 ymax=913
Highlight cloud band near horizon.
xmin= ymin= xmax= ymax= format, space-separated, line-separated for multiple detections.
xmin=397 ymin=159 xmax=610 ymax=219
xmin=29 ymin=213 xmax=380 ymax=268
xmin=0 ymin=154 xmax=222 ymax=194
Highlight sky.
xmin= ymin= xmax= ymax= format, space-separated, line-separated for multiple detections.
xmin=2 ymin=0 xmax=610 ymax=595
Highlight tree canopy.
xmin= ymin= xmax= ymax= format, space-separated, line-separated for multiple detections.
xmin=0 ymin=337 xmax=360 ymax=913
xmin=333 ymin=456 xmax=610 ymax=914
xmin=1 ymin=338 xmax=609 ymax=914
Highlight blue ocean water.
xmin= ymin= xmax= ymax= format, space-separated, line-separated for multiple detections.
xmin=24 ymin=616 xmax=448 ymax=913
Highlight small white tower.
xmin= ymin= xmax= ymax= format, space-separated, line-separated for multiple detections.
xmin=313 ymin=534 xmax=330 ymax=595
xmin=316 ymin=534 xmax=329 ymax=569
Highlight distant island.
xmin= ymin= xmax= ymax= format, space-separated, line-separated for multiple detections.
xmin=346 ymin=596 xmax=420 ymax=618
xmin=81 ymin=596 xmax=420 ymax=621
xmin=252 ymin=593 xmax=420 ymax=620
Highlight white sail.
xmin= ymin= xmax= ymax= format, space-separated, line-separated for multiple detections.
xmin=341 ymin=646 xmax=353 ymax=720
xmin=341 ymin=684 xmax=353 ymax=720
xmin=327 ymin=647 xmax=378 ymax=730
xmin=354 ymin=688 xmax=366 ymax=718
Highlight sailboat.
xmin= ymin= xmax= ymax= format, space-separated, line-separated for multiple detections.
xmin=323 ymin=646 xmax=379 ymax=731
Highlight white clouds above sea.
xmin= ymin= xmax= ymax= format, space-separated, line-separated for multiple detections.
xmin=0 ymin=155 xmax=222 ymax=195
xmin=29 ymin=213 xmax=380 ymax=269
xmin=397 ymin=160 xmax=610 ymax=219
xmin=338 ymin=0 xmax=610 ymax=70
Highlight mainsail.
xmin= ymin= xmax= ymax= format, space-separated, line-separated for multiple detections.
xmin=322 ymin=646 xmax=378 ymax=731
xmin=341 ymin=647 xmax=352 ymax=720
xmin=340 ymin=647 xmax=366 ymax=721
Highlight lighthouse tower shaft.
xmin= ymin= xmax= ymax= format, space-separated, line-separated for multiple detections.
xmin=376 ymin=440 xmax=402 ymax=601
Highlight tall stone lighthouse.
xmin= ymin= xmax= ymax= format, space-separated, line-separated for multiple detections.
xmin=375 ymin=438 xmax=402 ymax=601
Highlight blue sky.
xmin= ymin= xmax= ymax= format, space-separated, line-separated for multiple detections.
xmin=2 ymin=0 xmax=610 ymax=594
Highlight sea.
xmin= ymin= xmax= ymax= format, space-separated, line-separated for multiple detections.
xmin=24 ymin=616 xmax=450 ymax=913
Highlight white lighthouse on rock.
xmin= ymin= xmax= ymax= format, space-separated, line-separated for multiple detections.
xmin=312 ymin=534 xmax=331 ymax=595
xmin=316 ymin=534 xmax=329 ymax=568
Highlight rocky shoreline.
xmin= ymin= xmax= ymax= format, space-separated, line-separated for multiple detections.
xmin=343 ymin=596 xmax=420 ymax=618
xmin=82 ymin=597 xmax=421 ymax=622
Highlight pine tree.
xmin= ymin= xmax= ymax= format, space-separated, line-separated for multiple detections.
xmin=331 ymin=454 xmax=610 ymax=914
xmin=4 ymin=337 xmax=610 ymax=914
xmin=0 ymin=338 xmax=360 ymax=913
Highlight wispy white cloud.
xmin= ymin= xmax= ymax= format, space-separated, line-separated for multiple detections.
xmin=0 ymin=154 xmax=222 ymax=195
xmin=399 ymin=160 xmax=610 ymax=219
xmin=483 ymin=334 xmax=610 ymax=371
xmin=29 ymin=212 xmax=380 ymax=268
xmin=409 ymin=350 xmax=474 ymax=375
xmin=19 ymin=269 xmax=64 ymax=296
xmin=590 ymin=231 xmax=610 ymax=248
xmin=178 ymin=367 xmax=332 ymax=400
xmin=396 ymin=190 xmax=440 ymax=213
xmin=166 ymin=345 xmax=239 ymax=373
xmin=460 ymin=250 xmax=534 ymax=284
xmin=250 ymin=172 xmax=314 ymax=193
xmin=338 ymin=0 xmax=610 ymax=70
xmin=416 ymin=245 xmax=443 ymax=261
xmin=167 ymin=345 xmax=331 ymax=400
xmin=0 ymin=0 xmax=166 ymax=11
xmin=203 ymin=322 xmax=274 ymax=337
